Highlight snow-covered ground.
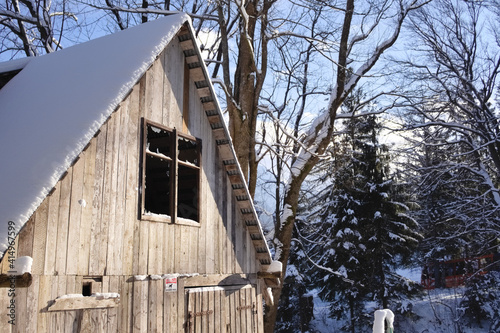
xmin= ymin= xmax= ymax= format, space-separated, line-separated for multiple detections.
xmin=396 ymin=288 xmax=490 ymax=333
xmin=308 ymin=268 xmax=491 ymax=333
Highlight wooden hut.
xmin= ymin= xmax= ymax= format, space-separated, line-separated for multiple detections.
xmin=0 ymin=13 xmax=279 ymax=332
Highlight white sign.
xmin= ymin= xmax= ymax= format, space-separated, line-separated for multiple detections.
xmin=165 ymin=277 xmax=177 ymax=292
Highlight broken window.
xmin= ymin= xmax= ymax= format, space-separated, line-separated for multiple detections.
xmin=141 ymin=119 xmax=201 ymax=223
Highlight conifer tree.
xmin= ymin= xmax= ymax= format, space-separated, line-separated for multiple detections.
xmin=301 ymin=94 xmax=421 ymax=331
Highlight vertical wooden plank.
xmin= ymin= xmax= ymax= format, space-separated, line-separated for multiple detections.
xmin=165 ymin=39 xmax=184 ymax=129
xmin=176 ymin=278 xmax=185 ymax=333
xmin=194 ymin=291 xmax=201 ymax=333
xmin=89 ymin=123 xmax=107 ymax=276
xmin=54 ymin=275 xmax=67 ymax=332
xmin=145 ymin=57 xmax=165 ymax=123
xmin=221 ymin=288 xmax=229 ymax=333
xmin=92 ymin=276 xmax=108 ymax=333
xmin=132 ymin=221 xmax=141 ymax=275
xmin=107 ymin=276 xmax=119 ymax=333
xmin=189 ymin=227 xmax=199 ymax=273
xmin=182 ymin=60 xmax=190 ymax=133
xmin=117 ymin=276 xmax=129 ymax=333
xmin=132 ymin=280 xmax=148 ymax=332
xmin=186 ymin=290 xmax=193 ymax=333
xmin=245 ymin=229 xmax=252 ymax=274
xmin=254 ymin=284 xmax=262 ymax=333
xmin=202 ymin=290 xmax=209 ymax=333
xmin=156 ymin=279 xmax=164 ymax=332
xmin=203 ymin=135 xmax=215 ymax=275
xmin=156 ymin=223 xmax=164 ymax=274
xmin=123 ymin=85 xmax=140 ymax=276
xmin=148 ymin=279 xmax=157 ymax=332
xmin=105 ymin=111 xmax=120 ymax=276
xmin=161 ymin=223 xmax=169 ymax=274
xmin=31 ymin=198 xmax=49 ymax=275
xmin=161 ymin=48 xmax=171 ymax=126
xmin=240 ymin=288 xmax=247 ymax=333
xmin=234 ymin=205 xmax=244 ymax=274
xmin=13 ymin=277 xmax=27 ymax=333
xmin=17 ymin=216 xmax=34 ymax=260
xmin=165 ymin=224 xmax=176 ymax=273
xmin=66 ymin=150 xmax=85 ymax=275
xmin=64 ymin=276 xmax=78 ymax=331
xmin=44 ymin=182 xmax=60 ymax=275
xmin=225 ymin=176 xmax=233 ymax=275
xmin=229 ymin=289 xmax=237 ymax=333
xmin=78 ymin=310 xmax=91 ymax=333
xmin=147 ymin=223 xmax=158 ymax=275
xmin=36 ymin=275 xmax=51 ymax=332
xmin=212 ymin=289 xmax=218 ymax=333
xmin=198 ymin=137 xmax=208 ymax=275
xmin=111 ymin=102 xmax=129 ymax=276
xmin=99 ymin=112 xmax=115 ymax=275
xmin=246 ymin=288 xmax=252 ymax=333
xmin=179 ymin=226 xmax=195 ymax=274
xmin=49 ymin=275 xmax=58 ymax=331
xmin=139 ymin=222 xmax=149 ymax=275
xmin=163 ymin=288 xmax=172 ymax=333
xmin=55 ymin=167 xmax=72 ymax=275
xmin=207 ymin=290 xmax=214 ymax=333
xmin=78 ymin=138 xmax=97 ymax=276
xmin=75 ymin=275 xmax=83 ymax=296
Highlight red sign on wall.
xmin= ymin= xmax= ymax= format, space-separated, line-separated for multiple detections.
xmin=165 ymin=277 xmax=177 ymax=292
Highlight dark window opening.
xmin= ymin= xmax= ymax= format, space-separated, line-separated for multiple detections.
xmin=82 ymin=282 xmax=92 ymax=297
xmin=145 ymin=156 xmax=172 ymax=215
xmin=142 ymin=120 xmax=201 ymax=223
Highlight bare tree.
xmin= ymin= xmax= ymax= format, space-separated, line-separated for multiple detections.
xmin=396 ymin=0 xmax=500 ymax=257
xmin=258 ymin=0 xmax=429 ymax=330
xmin=0 ymin=0 xmax=82 ymax=57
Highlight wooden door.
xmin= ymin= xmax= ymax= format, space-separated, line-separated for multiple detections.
xmin=185 ymin=285 xmax=259 ymax=333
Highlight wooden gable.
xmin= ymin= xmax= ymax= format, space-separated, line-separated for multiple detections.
xmin=0 ymin=15 xmax=276 ymax=333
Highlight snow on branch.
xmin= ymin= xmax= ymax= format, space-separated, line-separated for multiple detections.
xmin=292 ymin=237 xmax=355 ymax=285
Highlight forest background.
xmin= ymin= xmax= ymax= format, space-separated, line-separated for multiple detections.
xmin=1 ymin=0 xmax=500 ymax=331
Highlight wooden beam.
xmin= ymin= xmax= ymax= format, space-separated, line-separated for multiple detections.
xmin=257 ymin=271 xmax=282 ymax=280
xmin=218 ymin=145 xmax=235 ymax=161
xmin=189 ymin=67 xmax=205 ymax=82
xmin=263 ymin=278 xmax=280 ymax=288
xmin=185 ymin=55 xmax=199 ymax=64
xmin=197 ymin=87 xmax=211 ymax=98
xmin=202 ymin=102 xmax=217 ymax=111
xmin=47 ymin=295 xmax=120 ymax=311
xmin=180 ymin=39 xmax=195 ymax=51
xmin=0 ymin=273 xmax=32 ymax=288
xmin=183 ymin=274 xmax=257 ymax=287
xmin=212 ymin=128 xmax=227 ymax=141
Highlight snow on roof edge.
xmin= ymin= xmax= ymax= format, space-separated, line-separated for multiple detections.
xmin=0 ymin=57 xmax=31 ymax=74
xmin=0 ymin=13 xmax=191 ymax=258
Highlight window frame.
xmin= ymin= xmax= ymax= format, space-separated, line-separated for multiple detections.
xmin=139 ymin=118 xmax=202 ymax=226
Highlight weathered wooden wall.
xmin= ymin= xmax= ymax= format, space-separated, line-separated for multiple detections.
xmin=0 ymin=33 xmax=263 ymax=333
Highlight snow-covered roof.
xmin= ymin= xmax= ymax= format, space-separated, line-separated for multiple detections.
xmin=0 ymin=13 xmax=191 ymax=256
xmin=0 ymin=57 xmax=31 ymax=73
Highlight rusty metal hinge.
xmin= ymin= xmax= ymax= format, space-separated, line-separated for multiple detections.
xmin=190 ymin=310 xmax=214 ymax=317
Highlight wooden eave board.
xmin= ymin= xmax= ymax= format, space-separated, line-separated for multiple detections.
xmin=178 ymin=27 xmax=272 ymax=270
